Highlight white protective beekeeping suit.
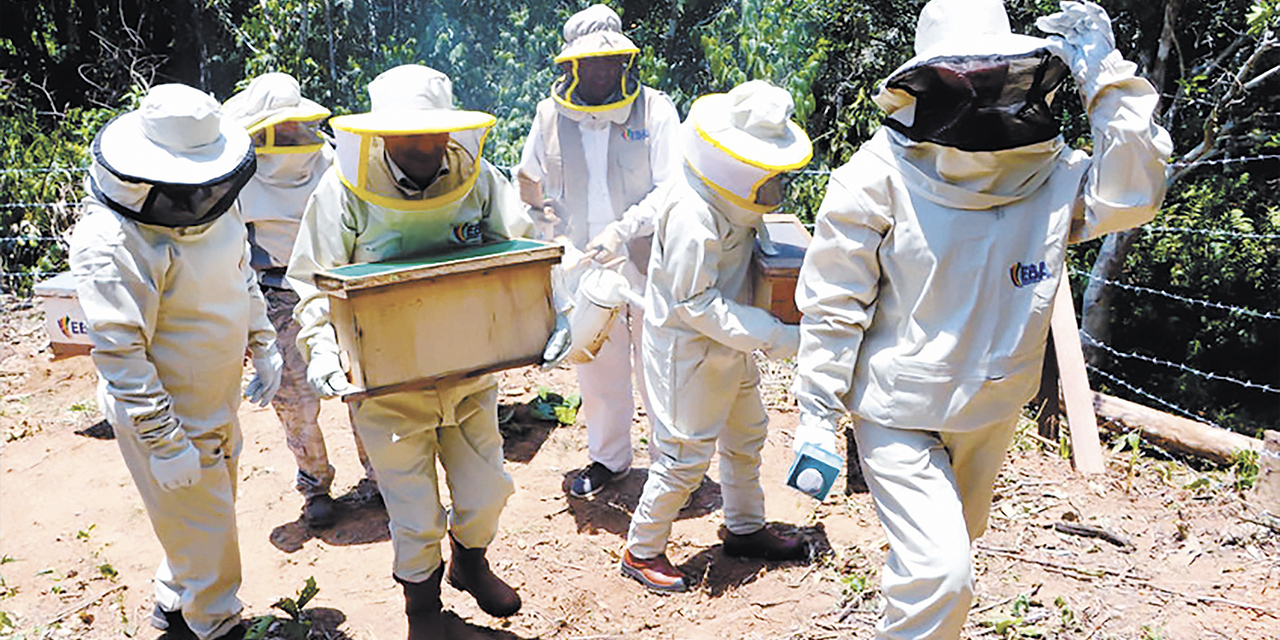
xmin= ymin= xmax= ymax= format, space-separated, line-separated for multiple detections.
xmin=286 ymin=64 xmax=533 ymax=583
xmin=514 ymin=3 xmax=682 ymax=483
xmin=71 ymin=84 xmax=280 ymax=640
xmin=224 ymin=73 xmax=376 ymax=515
xmin=792 ymin=2 xmax=1172 ymax=638
xmin=626 ymin=81 xmax=810 ymax=558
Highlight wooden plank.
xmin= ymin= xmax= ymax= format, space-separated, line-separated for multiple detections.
xmin=340 ymin=355 xmax=542 ymax=403
xmin=1093 ymin=392 xmax=1264 ymax=466
xmin=315 ymin=239 xmax=562 ymax=293
xmin=1050 ymin=276 xmax=1105 ymax=474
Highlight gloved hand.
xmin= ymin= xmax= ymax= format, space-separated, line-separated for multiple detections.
xmin=244 ymin=350 xmax=284 ymax=407
xmin=793 ymin=414 xmax=839 ymax=457
xmin=541 ymin=313 xmax=573 ymax=370
xmin=764 ymin=324 xmax=800 ymax=360
xmin=306 ymin=351 xmax=354 ymax=398
xmin=1035 ymin=1 xmax=1117 ymax=105
xmin=150 ymin=443 xmax=202 ymax=491
xmin=585 ymin=221 xmax=629 ymax=264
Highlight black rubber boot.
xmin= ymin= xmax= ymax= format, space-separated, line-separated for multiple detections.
xmin=397 ymin=566 xmax=445 ymax=640
xmin=446 ymin=533 xmax=521 ymax=617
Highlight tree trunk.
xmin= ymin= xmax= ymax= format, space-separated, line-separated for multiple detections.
xmin=1093 ymin=391 xmax=1262 ymax=466
xmin=1080 ymin=228 xmax=1139 ymax=365
xmin=1078 ymin=0 xmax=1179 ymax=365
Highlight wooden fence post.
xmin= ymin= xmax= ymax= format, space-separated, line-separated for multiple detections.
xmin=1050 ymin=276 xmax=1105 ymax=474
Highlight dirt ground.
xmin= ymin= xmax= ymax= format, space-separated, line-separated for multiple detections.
xmin=1 ymin=304 xmax=1277 ymax=640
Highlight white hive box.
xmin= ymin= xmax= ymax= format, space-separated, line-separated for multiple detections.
xmin=314 ymin=239 xmax=564 ymax=401
xmin=751 ymin=213 xmax=811 ymax=325
xmin=33 ymin=272 xmax=93 ymax=357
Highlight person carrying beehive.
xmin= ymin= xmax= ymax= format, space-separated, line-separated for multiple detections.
xmin=286 ymin=64 xmax=567 ymax=639
xmin=791 ymin=1 xmax=1172 ymax=637
xmin=514 ymin=3 xmax=682 ymax=499
xmin=621 ymin=80 xmax=813 ymax=593
xmin=223 ymin=72 xmax=379 ymax=529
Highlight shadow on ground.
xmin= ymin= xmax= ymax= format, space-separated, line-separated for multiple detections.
xmin=498 ymin=402 xmax=559 ymax=464
xmin=269 ymin=488 xmax=390 ymax=552
xmin=563 ymin=468 xmax=722 ymax=537
xmin=678 ymin=522 xmax=831 ymax=598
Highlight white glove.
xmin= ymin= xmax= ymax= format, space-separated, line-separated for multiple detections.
xmin=306 ymin=351 xmax=354 ymax=398
xmin=244 ymin=350 xmax=284 ymax=407
xmin=586 ymin=221 xmax=629 ymax=264
xmin=540 ymin=313 xmax=573 ymax=370
xmin=793 ymin=414 xmax=839 ymax=457
xmin=764 ymin=324 xmax=800 ymax=360
xmin=150 ymin=443 xmax=202 ymax=491
xmin=1035 ymin=1 xmax=1117 ymax=104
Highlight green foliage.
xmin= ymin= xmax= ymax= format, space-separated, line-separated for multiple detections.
xmin=529 ymin=387 xmax=582 ymax=425
xmin=1230 ymin=448 xmax=1260 ymax=492
xmin=245 ymin=576 xmax=318 ymax=640
xmin=1111 ymin=430 xmax=1144 ymax=492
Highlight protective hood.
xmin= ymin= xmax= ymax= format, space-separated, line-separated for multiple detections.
xmin=683 ymin=80 xmax=813 ymax=214
xmin=91 ymin=84 xmax=255 ymax=227
xmin=870 ymin=127 xmax=1064 ymax=210
xmin=237 ymin=147 xmax=332 ymax=226
xmin=224 ymin=72 xmax=331 ymax=155
xmin=331 ymin=65 xmax=495 ymax=211
xmin=551 ymin=4 xmax=641 ymax=113
xmin=874 ymin=0 xmax=1065 ymax=151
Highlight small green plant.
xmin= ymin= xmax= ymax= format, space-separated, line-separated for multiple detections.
xmin=528 ymin=388 xmax=581 ymax=426
xmin=76 ymin=524 xmax=96 ymax=540
xmin=1229 ymin=449 xmax=1260 ymax=492
xmin=97 ymin=564 xmax=118 ymax=580
xmin=1141 ymin=623 xmax=1168 ymax=640
xmin=1057 ymin=433 xmax=1072 ymax=461
xmin=839 ymin=571 xmax=869 ymax=601
xmin=68 ymin=399 xmax=95 ymax=412
xmin=0 ymin=555 xmax=16 ymax=565
xmin=0 ymin=610 xmax=14 ymax=631
xmin=245 ymin=577 xmax=319 ymax=640
xmin=1111 ymin=430 xmax=1143 ymax=492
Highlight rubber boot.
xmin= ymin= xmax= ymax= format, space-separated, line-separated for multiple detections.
xmin=446 ymin=533 xmax=521 ymax=617
xmin=396 ymin=566 xmax=445 ymax=640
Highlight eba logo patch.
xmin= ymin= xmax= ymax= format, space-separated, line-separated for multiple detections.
xmin=1009 ymin=261 xmax=1051 ymax=288
xmin=58 ymin=316 xmax=88 ymax=338
xmin=622 ymin=128 xmax=649 ymax=142
xmin=452 ymin=220 xmax=483 ymax=244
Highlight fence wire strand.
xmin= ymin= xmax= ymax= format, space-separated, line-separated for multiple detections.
xmin=1080 ymin=328 xmax=1280 ymax=395
xmin=1068 ymin=267 xmax=1280 ymax=321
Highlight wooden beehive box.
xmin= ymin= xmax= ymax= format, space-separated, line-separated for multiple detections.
xmin=314 ymin=239 xmax=563 ymax=401
xmin=751 ymin=213 xmax=811 ymax=325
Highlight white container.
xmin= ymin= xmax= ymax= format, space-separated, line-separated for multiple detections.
xmin=33 ymin=272 xmax=92 ymax=357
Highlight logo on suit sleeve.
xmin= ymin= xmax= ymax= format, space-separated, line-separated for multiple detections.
xmin=1010 ymin=261 xmax=1051 ymax=288
xmin=453 ymin=220 xmax=483 ymax=245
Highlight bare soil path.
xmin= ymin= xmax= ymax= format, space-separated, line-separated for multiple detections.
xmin=1 ymin=307 xmax=1276 ymax=639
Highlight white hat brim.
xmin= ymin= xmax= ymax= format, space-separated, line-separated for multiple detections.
xmin=690 ymin=93 xmax=813 ymax=171
xmin=889 ymin=33 xmax=1052 ymax=80
xmin=330 ymin=109 xmax=496 ymax=135
xmin=555 ymin=32 xmax=639 ymax=63
xmin=243 ymin=97 xmax=331 ymax=132
xmin=95 ymin=111 xmax=254 ymax=185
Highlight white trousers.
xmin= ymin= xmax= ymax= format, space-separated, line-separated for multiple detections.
xmin=626 ymin=359 xmax=768 ymax=559
xmin=575 ymin=298 xmax=647 ymax=474
xmin=351 ymin=379 xmax=515 ymax=583
xmin=854 ymin=417 xmax=1018 ymax=640
xmin=114 ymin=418 xmax=243 ymax=640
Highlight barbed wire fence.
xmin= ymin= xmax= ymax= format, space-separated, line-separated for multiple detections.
xmin=3 ymin=158 xmax=1278 ymax=435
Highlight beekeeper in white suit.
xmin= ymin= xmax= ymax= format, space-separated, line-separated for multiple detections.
xmin=621 ymin=80 xmax=811 ymax=593
xmin=224 ymin=72 xmax=378 ymax=529
xmin=515 ymin=3 xmax=681 ymax=499
xmin=793 ymin=0 xmax=1172 ymax=637
xmin=287 ymin=64 xmax=561 ymax=639
xmin=71 ymin=83 xmax=282 ymax=640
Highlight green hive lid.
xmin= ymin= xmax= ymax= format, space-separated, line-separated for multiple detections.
xmin=318 ymin=239 xmax=562 ymax=291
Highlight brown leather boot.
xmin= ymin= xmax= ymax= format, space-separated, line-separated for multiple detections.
xmin=396 ymin=566 xmax=445 ymax=640
xmin=721 ymin=526 xmax=808 ymax=561
xmin=620 ymin=549 xmax=688 ymax=593
xmin=446 ymin=534 xmax=521 ymax=617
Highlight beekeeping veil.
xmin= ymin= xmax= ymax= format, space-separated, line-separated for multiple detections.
xmin=683 ymin=80 xmax=813 ymax=214
xmin=551 ymin=4 xmax=642 ymax=115
xmin=89 ymin=83 xmax=256 ymax=228
xmin=873 ymin=0 xmax=1069 ymax=151
xmin=224 ymin=72 xmax=330 ymax=155
xmin=330 ymin=64 xmax=494 ymax=211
